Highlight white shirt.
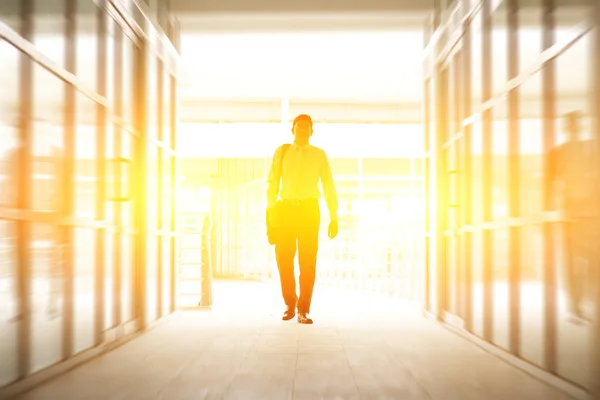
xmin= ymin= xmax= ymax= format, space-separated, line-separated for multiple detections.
xmin=267 ymin=143 xmax=338 ymax=221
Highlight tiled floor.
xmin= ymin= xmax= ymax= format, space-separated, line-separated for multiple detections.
xmin=16 ymin=280 xmax=575 ymax=400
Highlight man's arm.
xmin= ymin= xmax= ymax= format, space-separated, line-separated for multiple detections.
xmin=266 ymin=146 xmax=282 ymax=208
xmin=320 ymin=151 xmax=338 ymax=221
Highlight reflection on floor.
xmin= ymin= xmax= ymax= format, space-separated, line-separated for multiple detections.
xmin=16 ymin=280 xmax=576 ymax=400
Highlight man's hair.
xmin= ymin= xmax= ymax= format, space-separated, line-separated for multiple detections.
xmin=293 ymin=114 xmax=313 ymax=128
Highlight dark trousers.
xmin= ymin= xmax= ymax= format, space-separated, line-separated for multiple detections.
xmin=275 ymin=199 xmax=320 ymax=314
xmin=563 ymin=218 xmax=595 ymax=317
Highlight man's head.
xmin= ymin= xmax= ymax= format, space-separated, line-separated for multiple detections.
xmin=292 ymin=114 xmax=313 ymax=145
xmin=563 ymin=110 xmax=583 ymax=140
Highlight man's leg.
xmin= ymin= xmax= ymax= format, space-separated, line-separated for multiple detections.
xmin=565 ymin=220 xmax=584 ymax=319
xmin=297 ymin=202 xmax=320 ymax=317
xmin=275 ymin=220 xmax=298 ymax=313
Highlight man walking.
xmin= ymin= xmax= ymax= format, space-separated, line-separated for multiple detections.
xmin=267 ymin=114 xmax=339 ymax=324
xmin=549 ymin=111 xmax=596 ymax=323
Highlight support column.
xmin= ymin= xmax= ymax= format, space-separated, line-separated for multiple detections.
xmin=16 ymin=0 xmax=33 ymax=379
xmin=95 ymin=0 xmax=108 ymax=346
xmin=63 ymin=0 xmax=77 ymax=360
xmin=506 ymin=0 xmax=521 ymax=357
xmin=541 ymin=0 xmax=557 ymax=375
xmin=590 ymin=0 xmax=600 ymax=397
xmin=481 ymin=0 xmax=494 ymax=343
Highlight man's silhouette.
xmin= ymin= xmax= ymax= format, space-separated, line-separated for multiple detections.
xmin=549 ymin=111 xmax=596 ymax=322
xmin=267 ymin=114 xmax=339 ymax=324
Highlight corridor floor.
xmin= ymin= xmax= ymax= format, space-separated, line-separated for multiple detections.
xmin=16 ymin=280 xmax=575 ymax=400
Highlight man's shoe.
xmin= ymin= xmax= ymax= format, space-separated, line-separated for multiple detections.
xmin=282 ymin=306 xmax=296 ymax=321
xmin=298 ymin=313 xmax=313 ymax=324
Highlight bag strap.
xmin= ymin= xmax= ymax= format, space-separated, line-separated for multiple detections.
xmin=279 ymin=144 xmax=290 ymax=176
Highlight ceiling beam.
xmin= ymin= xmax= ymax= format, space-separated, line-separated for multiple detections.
xmin=170 ymin=0 xmax=433 ymax=15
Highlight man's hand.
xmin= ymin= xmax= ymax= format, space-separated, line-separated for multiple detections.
xmin=328 ymin=220 xmax=338 ymax=240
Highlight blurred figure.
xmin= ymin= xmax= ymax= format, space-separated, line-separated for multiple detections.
xmin=549 ymin=111 xmax=596 ymax=323
xmin=266 ymin=114 xmax=339 ymax=324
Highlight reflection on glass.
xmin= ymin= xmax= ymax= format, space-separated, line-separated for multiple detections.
xmin=32 ymin=65 xmax=65 ymax=212
xmin=471 ymin=230 xmax=484 ymax=337
xmin=0 ymin=38 xmax=20 ymax=386
xmin=0 ymin=0 xmax=21 ymax=32
xmin=492 ymin=102 xmax=508 ymax=220
xmin=554 ymin=29 xmax=593 ymax=388
xmin=518 ymin=1 xmax=542 ymax=76
xmin=30 ymin=223 xmax=64 ymax=373
xmin=0 ymin=220 xmax=18 ymax=385
xmin=162 ymin=235 xmax=172 ymax=316
xmin=33 ymin=0 xmax=65 ymax=69
xmin=74 ymin=228 xmax=95 ymax=354
xmin=77 ymin=0 xmax=98 ymax=91
xmin=75 ymin=93 xmax=97 ymax=219
xmin=105 ymin=232 xmax=114 ymax=330
xmin=122 ymin=38 xmax=135 ymax=129
xmin=470 ymin=10 xmax=482 ymax=108
xmin=149 ymin=57 xmax=158 ymax=140
xmin=491 ymin=2 xmax=507 ymax=98
xmin=518 ymin=74 xmax=543 ymax=215
xmin=470 ymin=119 xmax=484 ymax=338
xmin=492 ymin=229 xmax=509 ymax=351
xmin=162 ymin=70 xmax=172 ymax=148
xmin=147 ymin=234 xmax=158 ymax=323
xmin=122 ymin=234 xmax=133 ymax=323
xmin=519 ymin=225 xmax=544 ymax=367
xmin=106 ymin=18 xmax=116 ymax=109
xmin=32 ymin=64 xmax=66 ymax=213
xmin=162 ymin=154 xmax=172 ymax=232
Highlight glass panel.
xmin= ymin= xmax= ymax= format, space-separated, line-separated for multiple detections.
xmin=471 ymin=230 xmax=484 ymax=337
xmin=554 ymin=32 xmax=593 ymax=388
xmin=518 ymin=0 xmax=542 ymax=74
xmin=74 ymin=228 xmax=95 ymax=354
xmin=162 ymin=154 xmax=172 ymax=233
xmin=492 ymin=228 xmax=509 ymax=351
xmin=518 ymin=70 xmax=544 ymax=367
xmin=106 ymin=18 xmax=116 ymax=112
xmin=470 ymin=10 xmax=483 ymax=109
xmin=147 ymin=234 xmax=157 ymax=323
xmin=30 ymin=223 xmax=64 ymax=373
xmin=122 ymin=234 xmax=133 ymax=323
xmin=0 ymin=0 xmax=21 ymax=32
xmin=0 ymin=40 xmax=21 ymax=210
xmin=492 ymin=101 xmax=508 ymax=220
xmin=122 ymin=37 xmax=135 ymax=130
xmin=75 ymin=93 xmax=97 ymax=219
xmin=146 ymin=145 xmax=159 ymax=322
xmin=148 ymin=57 xmax=158 ymax=140
xmin=32 ymin=65 xmax=65 ymax=213
xmin=105 ymin=231 xmax=114 ymax=330
xmin=162 ymin=70 xmax=172 ymax=149
xmin=0 ymin=220 xmax=18 ymax=385
xmin=0 ymin=40 xmax=19 ymax=384
xmin=470 ymin=119 xmax=484 ymax=337
xmin=491 ymin=1 xmax=507 ymax=98
xmin=471 ymin=119 xmax=483 ymax=223
xmin=520 ymin=225 xmax=544 ymax=367
xmin=122 ymin=133 xmax=134 ymax=228
xmin=555 ymin=1 xmax=591 ymax=40
xmin=519 ymin=74 xmax=543 ymax=215
xmin=162 ymin=234 xmax=172 ymax=315
xmin=121 ymin=133 xmax=134 ymax=323
xmin=445 ymin=66 xmax=455 ymax=143
xmin=77 ymin=0 xmax=98 ymax=91
xmin=33 ymin=0 xmax=65 ymax=69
